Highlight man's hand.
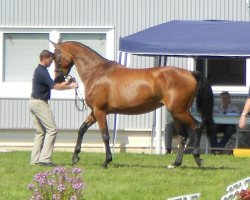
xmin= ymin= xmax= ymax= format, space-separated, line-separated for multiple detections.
xmin=68 ymin=81 xmax=78 ymax=89
xmin=53 ymin=81 xmax=78 ymax=90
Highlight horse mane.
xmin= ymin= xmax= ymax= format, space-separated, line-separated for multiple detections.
xmin=64 ymin=41 xmax=108 ymax=61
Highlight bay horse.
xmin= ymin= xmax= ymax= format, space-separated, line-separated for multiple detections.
xmin=51 ymin=41 xmax=214 ymax=169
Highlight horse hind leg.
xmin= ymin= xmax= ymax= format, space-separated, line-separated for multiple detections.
xmin=72 ymin=113 xmax=96 ymax=165
xmin=167 ymin=121 xmax=188 ymax=169
xmin=168 ymin=111 xmax=205 ymax=168
xmin=192 ymin=122 xmax=205 ymax=167
xmin=175 ymin=113 xmax=205 ymax=168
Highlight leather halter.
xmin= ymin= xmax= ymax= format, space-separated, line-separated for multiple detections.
xmin=55 ymin=49 xmax=67 ymax=77
xmin=54 ymin=48 xmax=86 ymax=111
xmin=54 ymin=48 xmax=73 ymax=77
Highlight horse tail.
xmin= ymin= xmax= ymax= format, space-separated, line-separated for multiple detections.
xmin=192 ymin=71 xmax=215 ymax=137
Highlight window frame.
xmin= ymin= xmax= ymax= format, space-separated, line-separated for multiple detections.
xmin=0 ymin=26 xmax=115 ymax=99
xmin=191 ymin=57 xmax=250 ymax=95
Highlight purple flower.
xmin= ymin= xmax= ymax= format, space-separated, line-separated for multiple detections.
xmin=48 ymin=179 xmax=56 ymax=186
xmin=65 ymin=176 xmax=73 ymax=183
xmin=52 ymin=194 xmax=61 ymax=200
xmin=72 ymin=182 xmax=84 ymax=190
xmin=34 ymin=172 xmax=49 ymax=186
xmin=30 ymin=190 xmax=43 ymax=200
xmin=53 ymin=167 xmax=65 ymax=175
xmin=58 ymin=183 xmax=66 ymax=192
xmin=28 ymin=183 xmax=35 ymax=190
xmin=72 ymin=168 xmax=83 ymax=174
xmin=28 ymin=166 xmax=85 ymax=199
xmin=70 ymin=195 xmax=77 ymax=200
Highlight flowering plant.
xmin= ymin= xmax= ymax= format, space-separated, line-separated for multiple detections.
xmin=28 ymin=167 xmax=85 ymax=200
xmin=236 ymin=188 xmax=250 ymax=200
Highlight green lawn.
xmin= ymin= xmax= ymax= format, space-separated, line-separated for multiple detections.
xmin=0 ymin=151 xmax=249 ymax=200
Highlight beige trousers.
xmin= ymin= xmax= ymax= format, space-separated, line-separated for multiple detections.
xmin=29 ymin=99 xmax=58 ymax=164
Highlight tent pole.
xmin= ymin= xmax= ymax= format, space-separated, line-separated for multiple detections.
xmin=204 ymin=59 xmax=208 ymax=77
xmin=155 ymin=56 xmax=163 ymax=154
xmin=155 ymin=108 xmax=162 ymax=154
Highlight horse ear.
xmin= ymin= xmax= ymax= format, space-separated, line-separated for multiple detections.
xmin=49 ymin=40 xmax=58 ymax=48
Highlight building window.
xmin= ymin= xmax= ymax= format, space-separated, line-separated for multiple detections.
xmin=4 ymin=33 xmax=49 ymax=82
xmin=0 ymin=27 xmax=114 ymax=98
xmin=196 ymin=58 xmax=248 ymax=93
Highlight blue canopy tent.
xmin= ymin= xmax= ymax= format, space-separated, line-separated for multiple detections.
xmin=113 ymin=20 xmax=250 ymax=154
xmin=119 ymin=20 xmax=250 ymax=57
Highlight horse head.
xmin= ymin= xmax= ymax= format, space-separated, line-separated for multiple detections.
xmin=50 ymin=41 xmax=75 ymax=78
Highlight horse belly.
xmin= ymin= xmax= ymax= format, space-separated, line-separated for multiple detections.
xmin=108 ymin=99 xmax=164 ymax=115
xmin=105 ymin=71 xmax=165 ymax=114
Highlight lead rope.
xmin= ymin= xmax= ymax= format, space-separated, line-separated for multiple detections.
xmin=66 ymin=75 xmax=86 ymax=112
xmin=74 ymin=87 xmax=86 ymax=111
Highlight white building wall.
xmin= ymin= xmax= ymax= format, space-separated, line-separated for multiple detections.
xmin=0 ymin=0 xmax=249 ymax=131
xmin=1 ymin=0 xmax=249 ymax=49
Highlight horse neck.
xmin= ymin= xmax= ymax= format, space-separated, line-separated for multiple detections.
xmin=71 ymin=47 xmax=107 ymax=83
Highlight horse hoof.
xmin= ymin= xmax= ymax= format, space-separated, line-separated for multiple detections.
xmin=167 ymin=165 xmax=176 ymax=169
xmin=102 ymin=158 xmax=112 ymax=169
xmin=167 ymin=163 xmax=181 ymax=169
xmin=72 ymin=155 xmax=80 ymax=165
xmin=195 ymin=158 xmax=204 ymax=167
xmin=102 ymin=163 xmax=108 ymax=169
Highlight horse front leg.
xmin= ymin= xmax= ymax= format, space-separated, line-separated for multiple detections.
xmin=101 ymin=128 xmax=112 ymax=168
xmin=192 ymin=122 xmax=205 ymax=167
xmin=72 ymin=113 xmax=96 ymax=165
xmin=95 ymin=110 xmax=112 ymax=168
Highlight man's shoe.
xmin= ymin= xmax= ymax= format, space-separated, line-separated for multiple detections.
xmin=38 ymin=162 xmax=57 ymax=167
xmin=30 ymin=162 xmax=38 ymax=166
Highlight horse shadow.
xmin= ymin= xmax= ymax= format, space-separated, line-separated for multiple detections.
xmin=52 ymin=161 xmax=236 ymax=171
xmin=110 ymin=163 xmax=236 ymax=171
